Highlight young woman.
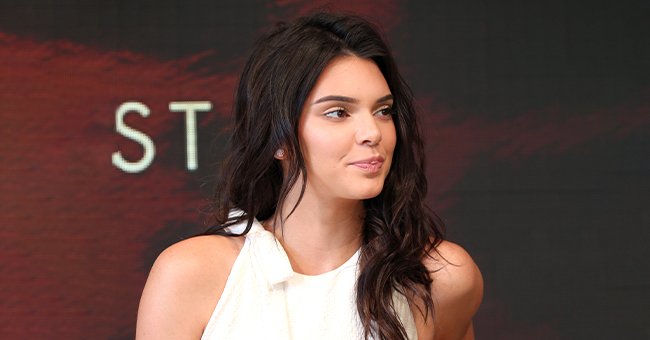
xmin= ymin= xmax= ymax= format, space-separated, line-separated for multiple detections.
xmin=137 ymin=12 xmax=483 ymax=340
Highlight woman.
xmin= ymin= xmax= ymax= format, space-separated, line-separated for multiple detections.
xmin=137 ymin=12 xmax=482 ymax=340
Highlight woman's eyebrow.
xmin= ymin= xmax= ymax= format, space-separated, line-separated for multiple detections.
xmin=313 ymin=95 xmax=358 ymax=104
xmin=375 ymin=94 xmax=394 ymax=103
xmin=312 ymin=94 xmax=393 ymax=105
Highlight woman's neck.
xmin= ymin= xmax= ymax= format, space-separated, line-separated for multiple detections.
xmin=266 ymin=187 xmax=364 ymax=275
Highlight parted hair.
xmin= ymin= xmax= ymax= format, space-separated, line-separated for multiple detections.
xmin=206 ymin=12 xmax=445 ymax=340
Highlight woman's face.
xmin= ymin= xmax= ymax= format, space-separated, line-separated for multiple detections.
xmin=297 ymin=55 xmax=396 ymax=202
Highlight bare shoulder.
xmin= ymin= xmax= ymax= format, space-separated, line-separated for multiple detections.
xmin=136 ymin=234 xmax=245 ymax=340
xmin=426 ymin=240 xmax=483 ymax=294
xmin=417 ymin=240 xmax=484 ymax=340
xmin=147 ymin=235 xmax=244 ymax=293
xmin=153 ymin=234 xmax=244 ymax=275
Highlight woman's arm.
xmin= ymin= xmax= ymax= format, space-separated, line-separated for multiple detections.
xmin=136 ymin=235 xmax=243 ymax=340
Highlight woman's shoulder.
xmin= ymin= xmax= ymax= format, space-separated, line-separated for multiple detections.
xmin=155 ymin=233 xmax=245 ymax=272
xmin=136 ymin=234 xmax=245 ymax=339
xmin=426 ymin=240 xmax=482 ymax=282
xmin=421 ymin=240 xmax=484 ymax=339
xmin=148 ymin=234 xmax=245 ymax=296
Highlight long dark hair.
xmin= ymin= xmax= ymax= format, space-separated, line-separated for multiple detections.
xmin=206 ymin=12 xmax=445 ymax=340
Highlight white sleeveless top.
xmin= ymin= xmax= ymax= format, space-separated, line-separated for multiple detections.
xmin=201 ymin=218 xmax=418 ymax=340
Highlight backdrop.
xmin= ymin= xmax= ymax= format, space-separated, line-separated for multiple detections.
xmin=1 ymin=1 xmax=649 ymax=339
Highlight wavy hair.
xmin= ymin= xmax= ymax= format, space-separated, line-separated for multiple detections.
xmin=206 ymin=12 xmax=445 ymax=340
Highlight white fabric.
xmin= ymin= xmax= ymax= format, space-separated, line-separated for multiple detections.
xmin=201 ymin=218 xmax=418 ymax=340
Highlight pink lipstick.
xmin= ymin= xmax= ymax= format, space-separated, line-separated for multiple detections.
xmin=350 ymin=156 xmax=385 ymax=173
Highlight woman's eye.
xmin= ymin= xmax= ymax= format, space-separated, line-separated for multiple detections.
xmin=375 ymin=106 xmax=394 ymax=119
xmin=324 ymin=108 xmax=348 ymax=119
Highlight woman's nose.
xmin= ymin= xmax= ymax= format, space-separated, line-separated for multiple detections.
xmin=355 ymin=113 xmax=382 ymax=146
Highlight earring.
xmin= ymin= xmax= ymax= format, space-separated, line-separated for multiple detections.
xmin=274 ymin=149 xmax=285 ymax=159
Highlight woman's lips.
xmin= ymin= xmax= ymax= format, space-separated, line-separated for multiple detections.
xmin=350 ymin=157 xmax=385 ymax=173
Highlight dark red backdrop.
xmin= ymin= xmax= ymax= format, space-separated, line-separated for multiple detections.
xmin=1 ymin=1 xmax=648 ymax=339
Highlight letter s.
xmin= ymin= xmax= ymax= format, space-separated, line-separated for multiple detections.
xmin=112 ymin=102 xmax=155 ymax=173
